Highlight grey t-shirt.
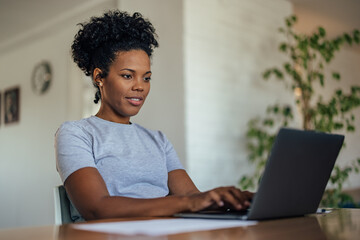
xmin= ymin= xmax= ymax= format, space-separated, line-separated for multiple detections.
xmin=55 ymin=116 xmax=184 ymax=221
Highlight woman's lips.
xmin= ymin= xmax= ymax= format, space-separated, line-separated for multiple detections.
xmin=126 ymin=97 xmax=143 ymax=106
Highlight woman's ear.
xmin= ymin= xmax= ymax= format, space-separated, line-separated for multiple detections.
xmin=93 ymin=68 xmax=103 ymax=87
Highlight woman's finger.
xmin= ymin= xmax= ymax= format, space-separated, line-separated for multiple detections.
xmin=220 ymin=190 xmax=244 ymax=210
xmin=228 ymin=187 xmax=251 ymax=207
xmin=208 ymin=190 xmax=224 ymax=207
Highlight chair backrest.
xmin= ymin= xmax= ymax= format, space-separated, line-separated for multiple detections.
xmin=53 ymin=185 xmax=73 ymax=224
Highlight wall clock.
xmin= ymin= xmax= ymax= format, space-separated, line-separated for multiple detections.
xmin=31 ymin=61 xmax=52 ymax=95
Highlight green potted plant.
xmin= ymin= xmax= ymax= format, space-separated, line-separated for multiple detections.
xmin=239 ymin=15 xmax=360 ymax=208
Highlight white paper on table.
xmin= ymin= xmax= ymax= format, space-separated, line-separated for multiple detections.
xmin=73 ymin=218 xmax=257 ymax=236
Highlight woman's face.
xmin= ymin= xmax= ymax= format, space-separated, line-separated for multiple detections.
xmin=96 ymin=49 xmax=151 ymax=124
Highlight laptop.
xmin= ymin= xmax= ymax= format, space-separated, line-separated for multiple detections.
xmin=175 ymin=128 xmax=344 ymax=220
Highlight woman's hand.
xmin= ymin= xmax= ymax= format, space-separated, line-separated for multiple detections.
xmin=167 ymin=171 xmax=254 ymax=213
xmin=186 ymin=186 xmax=254 ymax=212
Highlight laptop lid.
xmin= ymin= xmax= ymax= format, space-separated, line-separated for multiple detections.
xmin=247 ymin=128 xmax=344 ymax=220
xmin=174 ymin=128 xmax=344 ymax=221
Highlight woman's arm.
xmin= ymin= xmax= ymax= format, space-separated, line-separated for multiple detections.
xmin=168 ymin=169 xmax=200 ymax=196
xmin=65 ymin=167 xmax=191 ymax=220
xmin=65 ymin=168 xmax=253 ymax=220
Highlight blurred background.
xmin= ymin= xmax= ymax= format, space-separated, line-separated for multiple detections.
xmin=0 ymin=0 xmax=359 ymax=228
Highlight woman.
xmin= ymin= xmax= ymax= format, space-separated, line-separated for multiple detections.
xmin=55 ymin=10 xmax=253 ymax=222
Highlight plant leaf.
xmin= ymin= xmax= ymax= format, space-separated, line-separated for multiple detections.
xmin=263 ymin=70 xmax=271 ymax=80
xmin=279 ymin=43 xmax=287 ymax=52
xmin=353 ymin=29 xmax=360 ymax=43
xmin=332 ymin=72 xmax=341 ymax=80
xmin=344 ymin=33 xmax=353 ymax=45
xmin=319 ymin=27 xmax=326 ymax=37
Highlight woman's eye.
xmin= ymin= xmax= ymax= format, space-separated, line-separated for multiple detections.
xmin=144 ymin=77 xmax=151 ymax=82
xmin=122 ymin=74 xmax=132 ymax=79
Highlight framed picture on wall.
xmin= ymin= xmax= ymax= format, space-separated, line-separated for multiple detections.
xmin=4 ymin=86 xmax=20 ymax=124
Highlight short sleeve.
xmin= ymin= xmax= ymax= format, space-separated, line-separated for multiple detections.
xmin=55 ymin=122 xmax=97 ymax=183
xmin=160 ymin=132 xmax=184 ymax=172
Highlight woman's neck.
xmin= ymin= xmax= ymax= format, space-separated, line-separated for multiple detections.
xmin=95 ymin=109 xmax=131 ymax=124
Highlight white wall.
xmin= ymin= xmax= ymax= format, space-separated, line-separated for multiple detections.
xmin=0 ymin=0 xmax=116 ymax=229
xmin=184 ymin=0 xmax=294 ymax=191
xmin=184 ymin=0 xmax=360 ymax=192
xmin=0 ymin=26 xmax=70 ymax=229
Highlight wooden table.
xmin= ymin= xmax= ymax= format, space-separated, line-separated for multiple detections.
xmin=1 ymin=208 xmax=359 ymax=240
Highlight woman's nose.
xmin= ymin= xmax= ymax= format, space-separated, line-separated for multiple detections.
xmin=132 ymin=78 xmax=144 ymax=91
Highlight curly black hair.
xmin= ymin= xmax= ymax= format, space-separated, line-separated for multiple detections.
xmin=71 ymin=10 xmax=159 ymax=103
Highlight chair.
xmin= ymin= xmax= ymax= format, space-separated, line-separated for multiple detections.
xmin=53 ymin=185 xmax=73 ymax=224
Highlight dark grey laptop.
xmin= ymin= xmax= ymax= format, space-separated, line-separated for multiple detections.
xmin=175 ymin=128 xmax=344 ymax=220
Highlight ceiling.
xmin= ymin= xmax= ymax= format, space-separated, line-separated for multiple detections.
xmin=0 ymin=0 xmax=359 ymax=51
xmin=0 ymin=0 xmax=90 ymax=44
